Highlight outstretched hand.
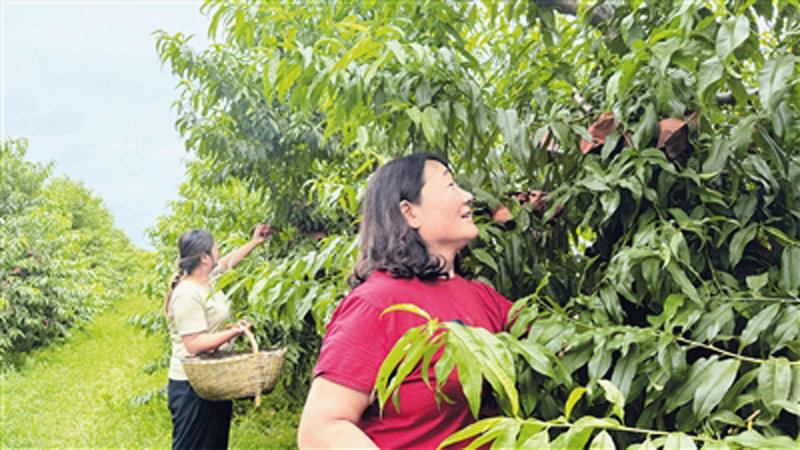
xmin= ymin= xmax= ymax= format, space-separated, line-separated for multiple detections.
xmin=251 ymin=223 xmax=273 ymax=245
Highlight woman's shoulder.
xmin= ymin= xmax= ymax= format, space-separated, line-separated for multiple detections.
xmin=172 ymin=280 xmax=208 ymax=301
xmin=463 ymin=278 xmax=512 ymax=306
xmin=345 ymin=271 xmax=414 ymax=308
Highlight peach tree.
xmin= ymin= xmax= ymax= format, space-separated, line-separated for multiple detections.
xmin=149 ymin=0 xmax=799 ymax=445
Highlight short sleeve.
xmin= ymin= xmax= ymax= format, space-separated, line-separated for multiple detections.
xmin=475 ymin=282 xmax=514 ymax=332
xmin=171 ymin=289 xmax=209 ymax=336
xmin=313 ymin=294 xmax=390 ymax=393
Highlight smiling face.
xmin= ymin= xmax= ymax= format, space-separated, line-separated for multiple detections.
xmin=400 ymin=160 xmax=478 ymax=263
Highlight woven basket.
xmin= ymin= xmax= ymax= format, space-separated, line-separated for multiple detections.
xmin=182 ymin=329 xmax=286 ymax=407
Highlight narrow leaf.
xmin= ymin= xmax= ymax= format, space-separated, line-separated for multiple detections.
xmin=437 ymin=417 xmax=504 ymax=449
xmin=565 ymin=387 xmax=587 ymax=420
xmin=779 ymin=247 xmax=800 ymax=295
xmin=729 ymin=223 xmax=757 ymax=267
xmin=381 ymin=304 xmax=432 ymax=321
xmin=598 ymin=380 xmax=626 ymax=421
xmin=739 ymin=303 xmax=780 ymax=349
xmin=693 ymin=359 xmax=740 ymax=418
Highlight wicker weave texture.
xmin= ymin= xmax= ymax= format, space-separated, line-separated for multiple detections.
xmin=183 ymin=348 xmax=286 ymax=401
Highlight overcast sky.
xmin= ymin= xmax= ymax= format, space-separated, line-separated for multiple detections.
xmin=2 ymin=0 xmax=212 ymax=250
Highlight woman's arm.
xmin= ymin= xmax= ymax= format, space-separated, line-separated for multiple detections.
xmin=217 ymin=224 xmax=272 ymax=273
xmin=181 ymin=321 xmax=249 ymax=355
xmin=297 ymin=377 xmax=377 ymax=449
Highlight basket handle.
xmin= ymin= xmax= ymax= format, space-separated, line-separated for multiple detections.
xmin=242 ymin=327 xmax=263 ymax=408
xmin=243 ymin=327 xmax=259 ymax=354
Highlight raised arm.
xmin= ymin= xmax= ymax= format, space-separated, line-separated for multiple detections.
xmin=216 ymin=224 xmax=272 ymax=273
xmin=297 ymin=377 xmax=377 ymax=449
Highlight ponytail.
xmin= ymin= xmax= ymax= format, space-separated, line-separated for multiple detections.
xmin=163 ymin=229 xmax=215 ymax=316
xmin=163 ymin=268 xmax=187 ymax=315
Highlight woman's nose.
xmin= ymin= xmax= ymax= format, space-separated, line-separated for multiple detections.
xmin=461 ymin=187 xmax=474 ymax=203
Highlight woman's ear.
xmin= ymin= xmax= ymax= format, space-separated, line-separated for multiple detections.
xmin=399 ymin=200 xmax=421 ymax=229
xmin=200 ymin=253 xmax=213 ymax=266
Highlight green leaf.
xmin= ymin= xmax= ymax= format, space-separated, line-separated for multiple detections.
xmin=520 ymin=430 xmax=550 ymax=449
xmin=693 ymin=358 xmax=739 ymax=418
xmin=638 ymin=438 xmax=658 ymax=450
xmin=490 ymin=420 xmax=521 ymax=450
xmin=448 ymin=330 xmax=483 ymax=418
xmin=745 ymin=272 xmax=769 ymax=293
xmin=710 ymin=410 xmax=745 ymax=427
xmin=589 ymin=430 xmax=616 ymax=450
xmin=771 ymin=399 xmax=800 ymax=416
xmin=517 ymin=430 xmax=550 ymax=450
xmin=564 ymin=417 xmax=619 ymax=450
xmin=381 ymin=303 xmax=432 ymax=321
xmin=384 ymin=327 xmax=433 ymax=412
xmin=667 ymin=357 xmax=715 ymax=413
xmin=692 ymin=303 xmax=733 ymax=343
xmin=669 ymin=230 xmax=691 ymax=267
xmin=467 ymin=327 xmax=519 ymax=416
xmin=772 ymin=306 xmax=800 ymax=352
xmin=758 ymin=357 xmax=792 ymax=414
xmin=666 ymin=262 xmax=701 ymax=305
xmin=376 ymin=327 xmax=424 ymax=410
xmin=727 ymin=115 xmax=757 ymax=155
xmin=739 ymin=303 xmax=779 ymax=350
xmin=779 ymin=247 xmax=800 ymax=295
xmin=759 ymin=54 xmax=796 ymax=109
xmin=725 ymin=430 xmax=799 ymax=449
xmin=472 ymin=248 xmax=499 ymax=273
xmin=790 ymin=364 xmax=800 ymax=407
xmin=386 ymin=40 xmax=406 ymax=64
xmin=697 ymin=56 xmax=723 ymax=99
xmin=598 ymin=380 xmax=626 ymax=421
xmin=437 ymin=417 xmax=504 ymax=449
xmin=702 ymin=442 xmax=732 ymax=450
xmin=510 ymin=339 xmax=557 ymax=379
xmin=649 ymin=294 xmax=684 ymax=328
xmin=565 ymin=387 xmax=587 ymax=420
xmin=247 ymin=279 xmax=267 ymax=303
xmin=601 ymin=191 xmax=621 ymax=222
xmin=729 ymin=223 xmax=757 ymax=267
xmin=716 ymin=16 xmax=750 ymax=61
xmin=466 ymin=427 xmax=503 ymax=450
xmin=703 ymin=141 xmax=730 ymax=174
xmin=277 ymin=63 xmax=302 ymax=100
xmin=664 ymin=433 xmax=696 ymax=450
xmin=588 ymin=339 xmax=613 ymax=381
xmin=632 ymin=104 xmax=657 ymax=150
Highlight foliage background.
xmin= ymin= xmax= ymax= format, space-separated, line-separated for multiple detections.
xmin=1 ymin=138 xmax=143 ymax=368
xmin=140 ymin=0 xmax=799 ymax=447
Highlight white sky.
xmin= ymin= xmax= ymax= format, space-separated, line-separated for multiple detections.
xmin=2 ymin=0 xmax=212 ymax=250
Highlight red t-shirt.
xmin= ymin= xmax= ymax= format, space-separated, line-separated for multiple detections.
xmin=313 ymin=271 xmax=513 ymax=449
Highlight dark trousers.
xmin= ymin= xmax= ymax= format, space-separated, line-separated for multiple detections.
xmin=168 ymin=379 xmax=233 ymax=450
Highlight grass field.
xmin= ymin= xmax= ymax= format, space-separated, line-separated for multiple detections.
xmin=1 ymin=294 xmax=300 ymax=448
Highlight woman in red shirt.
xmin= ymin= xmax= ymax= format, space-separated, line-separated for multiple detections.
xmin=297 ymin=153 xmax=512 ymax=449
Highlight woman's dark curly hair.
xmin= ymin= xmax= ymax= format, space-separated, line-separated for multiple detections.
xmin=349 ymin=153 xmax=459 ymax=288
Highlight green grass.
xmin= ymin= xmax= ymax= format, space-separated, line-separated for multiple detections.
xmin=1 ymin=294 xmax=300 ymax=448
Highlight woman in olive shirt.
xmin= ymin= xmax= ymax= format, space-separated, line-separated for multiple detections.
xmin=164 ymin=224 xmax=271 ymax=449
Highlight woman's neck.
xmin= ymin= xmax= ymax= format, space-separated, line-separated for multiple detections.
xmin=431 ymin=247 xmax=457 ymax=278
xmin=184 ymin=270 xmax=210 ymax=287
